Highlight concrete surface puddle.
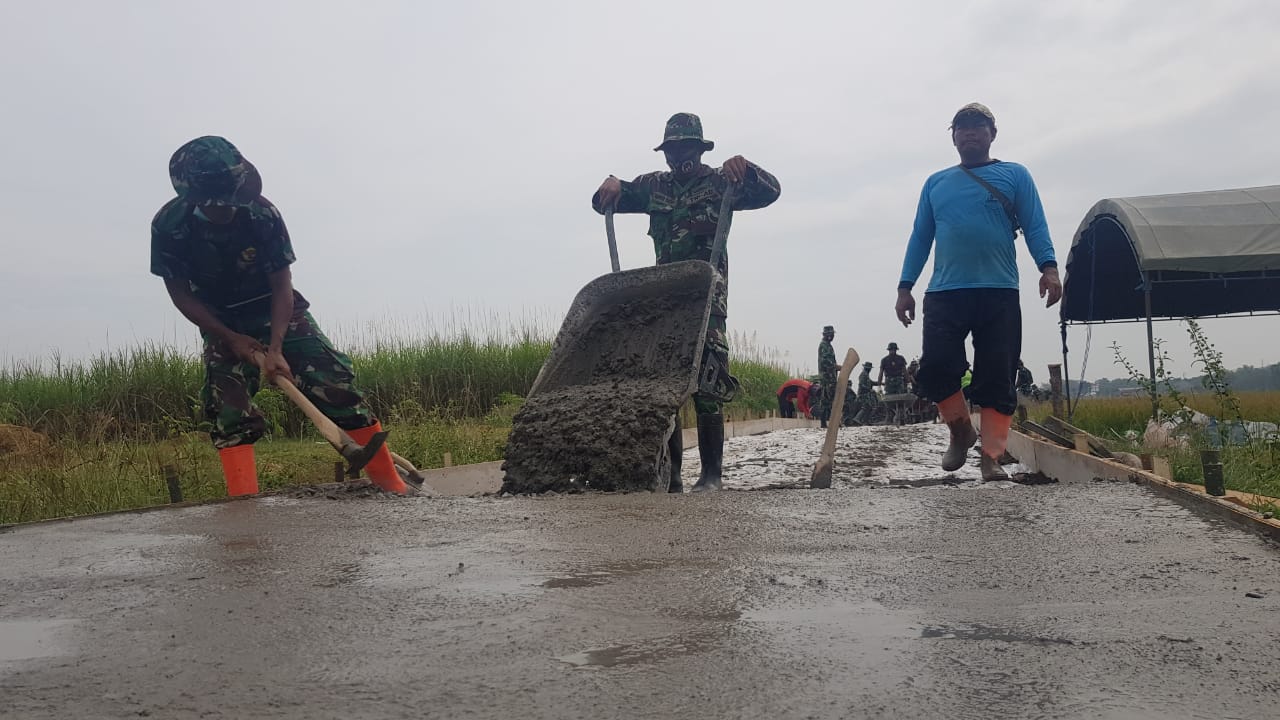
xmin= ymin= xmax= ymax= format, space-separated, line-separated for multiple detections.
xmin=556 ymin=629 xmax=719 ymax=670
xmin=0 ymin=620 xmax=79 ymax=665
xmin=542 ymin=558 xmax=672 ymax=589
xmin=360 ymin=545 xmax=538 ymax=595
xmin=920 ymin=622 xmax=1085 ymax=647
xmin=743 ymin=599 xmax=914 ymax=641
xmin=315 ymin=562 xmax=365 ymax=588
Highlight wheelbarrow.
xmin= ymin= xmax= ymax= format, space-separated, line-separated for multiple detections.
xmin=501 ymin=189 xmax=737 ymax=493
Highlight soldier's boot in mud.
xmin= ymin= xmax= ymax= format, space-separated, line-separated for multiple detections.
xmin=937 ymin=391 xmax=977 ymax=472
xmin=979 ymin=408 xmax=1013 ymax=481
xmin=667 ymin=422 xmax=684 ymax=493
xmin=691 ymin=413 xmax=724 ymax=493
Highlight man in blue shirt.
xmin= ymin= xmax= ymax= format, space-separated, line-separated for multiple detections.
xmin=895 ymin=103 xmax=1062 ymax=480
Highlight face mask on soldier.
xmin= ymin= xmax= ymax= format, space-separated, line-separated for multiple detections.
xmin=663 ymin=144 xmax=704 ymax=179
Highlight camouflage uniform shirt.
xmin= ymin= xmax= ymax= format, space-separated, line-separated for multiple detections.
xmin=592 ymin=163 xmax=781 ymax=317
xmin=150 ymin=197 xmax=306 ymax=318
xmin=818 ymin=339 xmax=838 ymax=386
xmin=858 ymin=368 xmax=878 ymax=396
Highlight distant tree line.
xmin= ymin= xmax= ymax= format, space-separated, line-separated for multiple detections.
xmin=1064 ymin=362 xmax=1280 ymax=398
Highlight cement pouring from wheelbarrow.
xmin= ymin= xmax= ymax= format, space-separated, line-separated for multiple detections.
xmin=678 ymin=425 xmax=1038 ymax=492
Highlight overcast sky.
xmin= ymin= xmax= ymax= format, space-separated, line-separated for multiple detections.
xmin=3 ymin=0 xmax=1278 ymax=385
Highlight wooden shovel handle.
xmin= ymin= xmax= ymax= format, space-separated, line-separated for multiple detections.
xmin=254 ymin=353 xmax=350 ymax=449
xmin=812 ymin=347 xmax=861 ymax=485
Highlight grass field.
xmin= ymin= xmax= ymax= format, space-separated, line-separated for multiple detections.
xmin=1052 ymin=392 xmax=1280 ymax=439
xmin=1031 ymin=391 xmax=1280 ymax=511
xmin=0 ymin=328 xmax=793 ymax=524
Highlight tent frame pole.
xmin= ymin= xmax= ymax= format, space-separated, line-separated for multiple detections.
xmin=1060 ymin=320 xmax=1072 ymax=418
xmin=1144 ymin=272 xmax=1158 ymax=421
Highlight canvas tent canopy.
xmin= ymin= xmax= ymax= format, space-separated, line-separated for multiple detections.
xmin=1061 ymin=185 xmax=1280 ymax=323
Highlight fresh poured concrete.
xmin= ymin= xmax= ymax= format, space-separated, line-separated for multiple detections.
xmin=3 ymin=426 xmax=1279 ymax=719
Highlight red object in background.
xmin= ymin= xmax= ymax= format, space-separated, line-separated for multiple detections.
xmin=777 ymin=378 xmax=813 ymax=416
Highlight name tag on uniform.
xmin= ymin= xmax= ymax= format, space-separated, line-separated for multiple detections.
xmin=686 ymin=185 xmax=717 ymax=205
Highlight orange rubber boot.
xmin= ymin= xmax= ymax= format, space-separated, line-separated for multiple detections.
xmin=218 ymin=444 xmax=259 ymax=497
xmin=979 ymin=408 xmax=1013 ymax=460
xmin=347 ymin=421 xmax=409 ymax=494
xmin=979 ymin=407 xmax=1014 ymax=481
xmin=937 ymin=391 xmax=977 ymax=472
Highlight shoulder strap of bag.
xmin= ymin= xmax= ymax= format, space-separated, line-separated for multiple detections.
xmin=959 ymin=165 xmax=1020 ymax=238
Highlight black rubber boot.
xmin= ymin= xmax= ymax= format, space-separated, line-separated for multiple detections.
xmin=691 ymin=413 xmax=724 ymax=493
xmin=667 ymin=422 xmax=683 ymax=493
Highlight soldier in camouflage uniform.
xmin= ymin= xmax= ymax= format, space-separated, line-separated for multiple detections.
xmin=816 ymin=325 xmax=838 ymax=428
xmin=151 ymin=136 xmax=407 ymax=496
xmin=593 ymin=113 xmax=781 ymax=493
xmin=879 ymin=341 xmax=908 ymax=395
xmin=853 ymin=361 xmax=882 ymax=424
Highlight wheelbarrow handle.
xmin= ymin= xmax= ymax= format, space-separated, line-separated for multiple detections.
xmin=709 ymin=183 xmax=736 ymax=269
xmin=606 ymin=182 xmax=734 ymax=274
xmin=604 ymin=208 xmax=621 ymax=273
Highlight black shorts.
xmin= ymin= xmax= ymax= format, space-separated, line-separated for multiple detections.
xmin=915 ymin=288 xmax=1021 ymax=416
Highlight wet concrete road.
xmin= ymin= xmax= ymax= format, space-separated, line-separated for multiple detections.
xmin=3 ymin=476 xmax=1280 ymax=718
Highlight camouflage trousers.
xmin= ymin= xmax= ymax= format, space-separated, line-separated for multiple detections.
xmin=202 ymin=310 xmax=374 ymax=449
xmin=693 ymin=314 xmax=735 ymax=416
xmin=814 ymin=380 xmax=837 ymax=422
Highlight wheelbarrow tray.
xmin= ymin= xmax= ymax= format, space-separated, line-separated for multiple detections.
xmin=501 ymin=260 xmax=717 ymax=493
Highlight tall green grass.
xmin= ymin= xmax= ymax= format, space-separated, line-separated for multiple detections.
xmin=0 ymin=344 xmax=204 ymax=441
xmin=0 ymin=320 xmax=799 ymax=523
xmin=1 ymin=321 xmax=795 ymax=442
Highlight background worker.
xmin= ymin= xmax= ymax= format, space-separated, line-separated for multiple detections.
xmin=879 ymin=342 xmax=908 ymax=395
xmin=776 ymin=378 xmax=813 ymax=419
xmin=895 ymin=103 xmax=1061 ymax=480
xmin=1015 ymin=360 xmax=1036 ymax=398
xmin=852 ymin=361 xmax=881 ymax=424
xmin=151 ymin=136 xmax=408 ymax=496
xmin=593 ymin=113 xmax=781 ymax=492
xmin=816 ymin=325 xmax=839 ymax=429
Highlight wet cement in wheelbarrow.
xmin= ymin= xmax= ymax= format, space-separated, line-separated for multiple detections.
xmin=502 ymin=289 xmax=706 ymax=494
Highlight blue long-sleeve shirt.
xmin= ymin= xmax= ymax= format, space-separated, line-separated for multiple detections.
xmin=898 ymin=160 xmax=1055 ymax=292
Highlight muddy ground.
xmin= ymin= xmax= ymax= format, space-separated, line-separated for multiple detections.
xmin=3 ymin=426 xmax=1280 ymax=719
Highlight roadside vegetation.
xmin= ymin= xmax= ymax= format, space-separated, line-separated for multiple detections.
xmin=1031 ymin=319 xmax=1280 ymax=512
xmin=0 ymin=327 xmax=792 ymax=524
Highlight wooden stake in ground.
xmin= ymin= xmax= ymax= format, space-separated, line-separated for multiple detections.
xmin=811 ymin=347 xmax=860 ymax=489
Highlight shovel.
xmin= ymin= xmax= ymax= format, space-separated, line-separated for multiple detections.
xmin=811 ymin=347 xmax=861 ymax=489
xmin=253 ymin=353 xmax=388 ymax=478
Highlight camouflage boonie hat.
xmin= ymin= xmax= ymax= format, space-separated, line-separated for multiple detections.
xmin=951 ymin=102 xmax=996 ymax=129
xmin=654 ymin=113 xmax=714 ymax=152
xmin=822 ymin=325 xmax=834 ymax=333
xmin=863 ymin=362 xmax=873 ymax=369
xmin=887 ymin=342 xmax=899 ymax=351
xmin=169 ymin=136 xmax=262 ymax=206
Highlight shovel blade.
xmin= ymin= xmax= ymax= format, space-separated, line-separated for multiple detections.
xmin=341 ymin=430 xmax=389 ymax=478
xmin=810 ymin=459 xmax=833 ymax=489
